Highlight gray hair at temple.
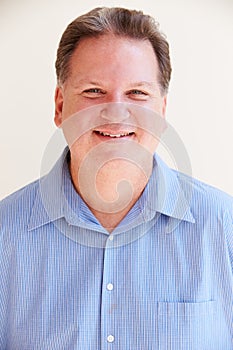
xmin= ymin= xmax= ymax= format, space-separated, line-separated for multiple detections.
xmin=55 ymin=7 xmax=172 ymax=95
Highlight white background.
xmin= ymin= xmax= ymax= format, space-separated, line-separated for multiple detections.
xmin=0 ymin=0 xmax=233 ymax=199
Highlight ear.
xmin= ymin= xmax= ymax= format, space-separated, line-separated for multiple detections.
xmin=54 ymin=86 xmax=64 ymax=127
xmin=161 ymin=95 xmax=167 ymax=118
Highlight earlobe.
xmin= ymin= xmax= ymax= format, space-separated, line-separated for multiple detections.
xmin=54 ymin=87 xmax=64 ymax=127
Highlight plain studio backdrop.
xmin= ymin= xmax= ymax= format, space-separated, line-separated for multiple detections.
xmin=0 ymin=0 xmax=233 ymax=200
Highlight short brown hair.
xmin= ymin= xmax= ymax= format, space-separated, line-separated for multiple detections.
xmin=55 ymin=7 xmax=172 ymax=94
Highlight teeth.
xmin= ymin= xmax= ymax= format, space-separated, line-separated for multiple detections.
xmin=98 ymin=131 xmax=132 ymax=138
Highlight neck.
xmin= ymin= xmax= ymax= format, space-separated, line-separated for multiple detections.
xmin=69 ymin=157 xmax=153 ymax=232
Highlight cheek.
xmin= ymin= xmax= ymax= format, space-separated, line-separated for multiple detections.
xmin=137 ymin=129 xmax=160 ymax=154
xmin=69 ymin=133 xmax=94 ymax=167
xmin=68 ymin=130 xmax=91 ymax=149
xmin=62 ymin=99 xmax=79 ymax=118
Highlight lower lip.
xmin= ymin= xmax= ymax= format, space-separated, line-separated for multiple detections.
xmin=93 ymin=132 xmax=135 ymax=142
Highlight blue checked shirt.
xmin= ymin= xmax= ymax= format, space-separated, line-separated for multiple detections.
xmin=0 ymin=148 xmax=232 ymax=349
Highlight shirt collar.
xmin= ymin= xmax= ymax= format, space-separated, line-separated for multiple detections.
xmin=28 ymin=147 xmax=195 ymax=232
xmin=138 ymin=154 xmax=195 ymax=223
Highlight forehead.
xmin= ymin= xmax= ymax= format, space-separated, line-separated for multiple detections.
xmin=67 ymin=34 xmax=160 ymax=83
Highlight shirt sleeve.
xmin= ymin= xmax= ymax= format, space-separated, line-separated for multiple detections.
xmin=224 ymin=200 xmax=233 ymax=273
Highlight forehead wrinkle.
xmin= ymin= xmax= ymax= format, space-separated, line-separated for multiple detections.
xmin=128 ymin=81 xmax=158 ymax=88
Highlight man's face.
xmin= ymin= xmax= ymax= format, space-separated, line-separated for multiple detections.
xmin=54 ymin=34 xmax=167 ymax=170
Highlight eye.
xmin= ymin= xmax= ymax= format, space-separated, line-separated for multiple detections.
xmin=127 ymin=89 xmax=148 ymax=100
xmin=84 ymin=88 xmax=102 ymax=93
xmin=82 ymin=88 xmax=106 ymax=98
xmin=130 ymin=90 xmax=146 ymax=95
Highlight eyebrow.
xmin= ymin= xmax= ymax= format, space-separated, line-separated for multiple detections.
xmin=72 ymin=79 xmax=158 ymax=90
xmin=128 ymin=81 xmax=158 ymax=89
xmin=73 ymin=79 xmax=102 ymax=87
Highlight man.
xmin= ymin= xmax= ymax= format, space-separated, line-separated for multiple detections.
xmin=0 ymin=7 xmax=232 ymax=349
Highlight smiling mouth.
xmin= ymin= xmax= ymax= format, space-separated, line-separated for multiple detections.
xmin=94 ymin=131 xmax=135 ymax=138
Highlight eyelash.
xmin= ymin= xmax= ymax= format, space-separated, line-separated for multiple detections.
xmin=82 ymin=88 xmax=149 ymax=99
xmin=129 ymin=90 xmax=147 ymax=95
xmin=84 ymin=88 xmax=103 ymax=93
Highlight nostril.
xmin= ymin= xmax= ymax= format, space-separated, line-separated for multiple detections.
xmin=100 ymin=104 xmax=131 ymax=122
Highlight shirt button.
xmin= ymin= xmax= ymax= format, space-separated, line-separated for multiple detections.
xmin=107 ymin=283 xmax=114 ymax=291
xmin=107 ymin=335 xmax=114 ymax=343
xmin=109 ymin=235 xmax=114 ymax=241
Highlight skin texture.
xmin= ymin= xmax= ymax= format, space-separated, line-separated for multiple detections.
xmin=54 ymin=34 xmax=167 ymax=231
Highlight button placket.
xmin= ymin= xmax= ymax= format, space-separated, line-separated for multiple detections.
xmin=101 ymin=241 xmax=117 ymax=347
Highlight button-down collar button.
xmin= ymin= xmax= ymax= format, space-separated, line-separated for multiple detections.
xmin=106 ymin=283 xmax=114 ymax=291
xmin=107 ymin=335 xmax=114 ymax=343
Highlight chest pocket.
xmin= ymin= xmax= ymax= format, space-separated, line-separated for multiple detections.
xmin=157 ymin=300 xmax=225 ymax=350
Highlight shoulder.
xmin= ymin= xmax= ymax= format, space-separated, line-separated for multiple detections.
xmin=0 ymin=180 xmax=40 ymax=233
xmin=173 ymin=169 xmax=233 ymax=216
xmin=155 ymin=154 xmax=233 ymax=219
xmin=173 ymin=170 xmax=233 ymax=263
xmin=175 ymin=170 xmax=233 ymax=208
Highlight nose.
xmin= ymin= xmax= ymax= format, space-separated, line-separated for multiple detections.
xmin=100 ymin=103 xmax=130 ymax=122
